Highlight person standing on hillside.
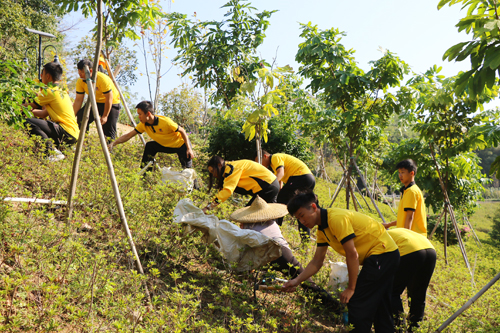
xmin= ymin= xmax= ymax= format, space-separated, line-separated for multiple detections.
xmin=255 ymin=151 xmax=315 ymax=240
xmin=383 ymin=159 xmax=427 ymax=237
xmin=203 ymin=157 xmax=279 ymax=212
xmin=24 ymin=61 xmax=80 ymax=161
xmin=387 ymin=228 xmax=436 ymax=332
xmin=283 ymin=191 xmax=400 ymax=333
xmin=73 ymin=59 xmax=121 ymax=141
xmin=108 ymin=101 xmax=195 ymax=173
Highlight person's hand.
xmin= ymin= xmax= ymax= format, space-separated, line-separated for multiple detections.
xmin=186 ymin=148 xmax=195 ymax=159
xmin=382 ymin=223 xmax=390 ymax=229
xmin=100 ymin=115 xmax=108 ymax=125
xmin=108 ymin=142 xmax=115 ymax=152
xmin=340 ymin=288 xmax=355 ymax=304
xmin=282 ymin=279 xmax=300 ymax=292
xmin=202 ymin=206 xmax=209 ymax=214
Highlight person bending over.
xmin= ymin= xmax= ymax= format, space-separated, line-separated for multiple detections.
xmin=73 ymin=59 xmax=121 ymax=141
xmin=282 ymin=191 xmax=400 ymax=333
xmin=109 ymin=101 xmax=195 ymax=172
xmin=383 ymin=159 xmax=427 ymax=237
xmin=24 ymin=61 xmax=79 ymax=161
xmin=388 ymin=228 xmax=436 ymax=332
xmin=203 ymin=157 xmax=279 ymax=213
xmin=256 ymin=150 xmax=315 ymax=240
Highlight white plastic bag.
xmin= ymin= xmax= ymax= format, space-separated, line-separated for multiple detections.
xmin=161 ymin=167 xmax=196 ymax=191
xmin=328 ymin=261 xmax=349 ymax=291
xmin=173 ymin=199 xmax=282 ymax=272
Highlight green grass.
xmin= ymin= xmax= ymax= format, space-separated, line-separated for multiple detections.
xmin=1 ymin=121 xmax=499 ymax=332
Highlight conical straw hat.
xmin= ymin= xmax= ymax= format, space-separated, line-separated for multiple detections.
xmin=230 ymin=196 xmax=289 ymax=223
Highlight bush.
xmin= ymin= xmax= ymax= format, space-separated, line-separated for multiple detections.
xmin=203 ymin=113 xmax=312 ymax=162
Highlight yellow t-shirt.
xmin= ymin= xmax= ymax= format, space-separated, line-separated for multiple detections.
xmin=216 ymin=160 xmax=277 ymax=203
xmin=35 ymin=85 xmax=80 ymax=139
xmin=270 ymin=153 xmax=312 ymax=184
xmin=317 ymin=208 xmax=398 ymax=265
xmin=388 ymin=228 xmax=434 ymax=257
xmin=396 ymin=183 xmax=427 ymax=237
xmin=75 ymin=71 xmax=120 ymax=104
xmin=135 ymin=116 xmax=184 ymax=148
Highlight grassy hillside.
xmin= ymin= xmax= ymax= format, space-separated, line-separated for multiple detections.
xmin=1 ymin=122 xmax=499 ymax=332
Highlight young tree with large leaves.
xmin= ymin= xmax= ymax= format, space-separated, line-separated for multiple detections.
xmin=295 ymin=22 xmax=412 ymax=210
xmin=167 ymin=0 xmax=276 ymax=109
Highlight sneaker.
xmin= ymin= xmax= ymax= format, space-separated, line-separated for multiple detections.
xmin=48 ymin=149 xmax=65 ymax=162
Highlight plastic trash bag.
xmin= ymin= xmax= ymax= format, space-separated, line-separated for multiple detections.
xmin=162 ymin=167 xmax=196 ymax=192
xmin=328 ymin=261 xmax=349 ymax=291
xmin=173 ymin=199 xmax=282 ymax=272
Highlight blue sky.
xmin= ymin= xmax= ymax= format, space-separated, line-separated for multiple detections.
xmin=63 ymin=0 xmax=491 ymax=105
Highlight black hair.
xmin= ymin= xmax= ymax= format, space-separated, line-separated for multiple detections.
xmin=207 ymin=156 xmax=225 ymax=192
xmin=77 ymin=59 xmax=93 ymax=70
xmin=43 ymin=62 xmax=63 ymax=81
xmin=396 ymin=159 xmax=417 ymax=175
xmin=136 ymin=101 xmax=155 ymax=115
xmin=253 ymin=150 xmax=270 ymax=160
xmin=287 ymin=190 xmax=319 ymax=216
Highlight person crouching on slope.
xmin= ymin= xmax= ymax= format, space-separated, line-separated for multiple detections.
xmin=202 ymin=156 xmax=279 ymax=213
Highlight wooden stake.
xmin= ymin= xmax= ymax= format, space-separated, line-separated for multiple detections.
xmin=444 ymin=210 xmax=448 ymax=265
xmin=329 ymin=173 xmax=346 ymax=208
xmin=102 ymin=56 xmax=146 ymax=146
xmin=429 ymin=209 xmax=446 ymax=240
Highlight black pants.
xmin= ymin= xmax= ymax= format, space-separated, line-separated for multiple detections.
xmin=276 ymin=174 xmax=315 ymax=238
xmin=141 ymin=141 xmax=192 ymax=172
xmin=392 ymin=248 xmax=436 ymax=331
xmin=348 ymin=249 xmax=400 ymax=333
xmin=25 ymin=118 xmax=77 ymax=151
xmin=77 ymin=102 xmax=121 ymax=140
xmin=244 ymin=178 xmax=280 ymax=206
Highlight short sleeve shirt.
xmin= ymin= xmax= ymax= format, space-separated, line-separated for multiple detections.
xmin=75 ymin=71 xmax=120 ymax=104
xmin=316 ymin=208 xmax=398 ymax=265
xmin=387 ymin=228 xmax=434 ymax=257
xmin=216 ymin=160 xmax=277 ymax=203
xmin=35 ymin=85 xmax=79 ymax=139
xmin=396 ymin=182 xmax=427 ymax=237
xmin=135 ymin=115 xmax=185 ymax=148
xmin=270 ymin=153 xmax=311 ymax=184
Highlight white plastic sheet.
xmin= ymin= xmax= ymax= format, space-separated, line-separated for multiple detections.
xmin=162 ymin=167 xmax=196 ymax=191
xmin=173 ymin=199 xmax=282 ymax=272
xmin=328 ymin=261 xmax=349 ymax=291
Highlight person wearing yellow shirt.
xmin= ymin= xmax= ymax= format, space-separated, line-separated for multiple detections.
xmin=24 ymin=62 xmax=79 ymax=162
xmin=282 ymin=191 xmax=400 ymax=333
xmin=256 ymin=150 xmax=315 ymax=240
xmin=109 ymin=101 xmax=194 ymax=173
xmin=202 ymin=157 xmax=279 ymax=212
xmin=388 ymin=228 xmax=436 ymax=332
xmin=383 ymin=159 xmax=427 ymax=237
xmin=73 ymin=59 xmax=121 ymax=141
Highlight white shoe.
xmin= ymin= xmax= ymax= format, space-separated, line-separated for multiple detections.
xmin=48 ymin=149 xmax=65 ymax=162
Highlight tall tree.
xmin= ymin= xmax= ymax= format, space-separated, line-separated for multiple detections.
xmin=295 ymin=22 xmax=411 ymax=208
xmin=167 ymin=0 xmax=276 ymax=109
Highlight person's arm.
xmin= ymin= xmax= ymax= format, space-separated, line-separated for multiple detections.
xmin=73 ymin=93 xmax=85 ymax=115
xmin=27 ymin=102 xmax=49 ymax=119
xmin=339 ymin=239 xmax=359 ymax=304
xmin=404 ymin=210 xmax=415 ymax=230
xmin=101 ymin=91 xmax=113 ymax=125
xmin=275 ymin=167 xmax=284 ymax=188
xmin=382 ymin=221 xmax=397 ymax=229
xmin=108 ymin=129 xmax=137 ymax=150
xmin=178 ymin=126 xmax=195 ymax=159
xmin=282 ymin=245 xmax=328 ymax=292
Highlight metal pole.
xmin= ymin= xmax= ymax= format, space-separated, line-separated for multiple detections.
xmin=38 ymin=35 xmax=42 ymax=80
xmin=435 ymin=272 xmax=500 ymax=332
xmin=351 ymin=159 xmax=387 ymax=223
xmin=102 ymin=56 xmax=146 ymax=146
